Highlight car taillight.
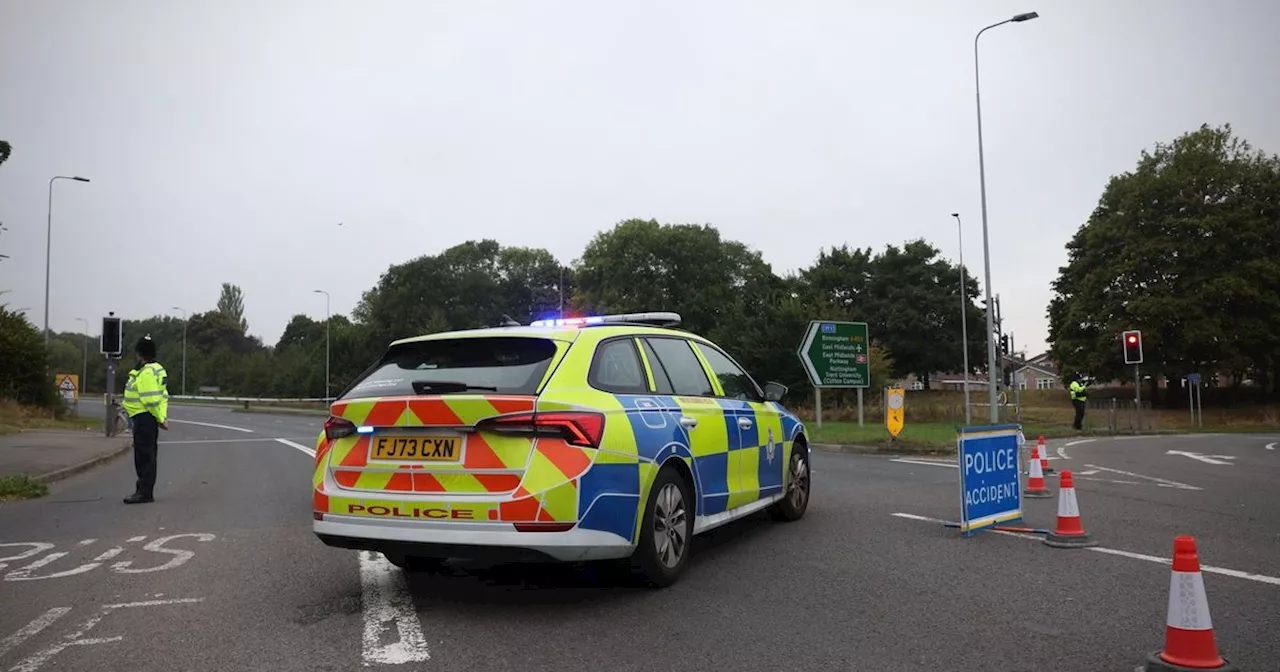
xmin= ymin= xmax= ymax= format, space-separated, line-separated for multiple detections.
xmin=324 ymin=416 xmax=356 ymax=440
xmin=478 ymin=412 xmax=605 ymax=448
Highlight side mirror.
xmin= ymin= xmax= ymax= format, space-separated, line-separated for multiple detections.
xmin=764 ymin=381 xmax=788 ymax=402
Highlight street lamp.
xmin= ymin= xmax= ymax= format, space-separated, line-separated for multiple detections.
xmin=75 ymin=317 xmax=89 ymax=398
xmin=44 ymin=175 xmax=91 ymax=346
xmin=951 ymin=213 xmax=972 ymax=425
xmin=172 ymin=307 xmax=188 ymax=396
xmin=972 ymin=11 xmax=1039 ymax=423
xmin=314 ymin=290 xmax=330 ymax=401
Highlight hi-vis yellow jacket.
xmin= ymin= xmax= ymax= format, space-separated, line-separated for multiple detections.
xmin=123 ymin=362 xmax=169 ymax=423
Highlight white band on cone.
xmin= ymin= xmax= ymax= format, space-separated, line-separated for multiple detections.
xmin=1057 ymin=486 xmax=1080 ymax=518
xmin=1029 ymin=456 xmax=1043 ymax=479
xmin=1167 ymin=571 xmax=1214 ymax=630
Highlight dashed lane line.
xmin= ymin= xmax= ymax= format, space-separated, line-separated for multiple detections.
xmin=160 ymin=437 xmax=314 ymax=445
xmin=274 ymin=438 xmax=316 ymax=458
xmin=889 ymin=458 xmax=957 ymax=469
xmin=166 ymin=419 xmax=254 ymax=433
xmin=891 ymin=512 xmax=1280 ymax=587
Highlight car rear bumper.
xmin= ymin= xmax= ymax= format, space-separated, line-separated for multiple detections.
xmin=314 ymin=514 xmax=635 ymax=563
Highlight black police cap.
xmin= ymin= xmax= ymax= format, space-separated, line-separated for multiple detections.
xmin=136 ymin=335 xmax=157 ymax=358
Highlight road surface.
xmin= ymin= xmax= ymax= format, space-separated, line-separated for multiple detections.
xmin=2 ymin=403 xmax=1277 ymax=671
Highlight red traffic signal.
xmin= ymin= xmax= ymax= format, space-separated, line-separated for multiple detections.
xmin=1122 ymin=329 xmax=1143 ymax=364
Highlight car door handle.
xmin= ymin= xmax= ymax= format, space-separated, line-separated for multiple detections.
xmin=679 ymin=416 xmax=698 ymax=428
xmin=737 ymin=417 xmax=753 ymax=430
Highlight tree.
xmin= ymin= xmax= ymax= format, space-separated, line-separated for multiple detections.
xmin=217 ymin=283 xmax=248 ymax=332
xmin=0 ymin=306 xmax=56 ymax=406
xmin=0 ymin=140 xmax=11 ymax=168
xmin=574 ymin=219 xmax=776 ymax=336
xmin=1047 ymin=124 xmax=1280 ymax=395
xmin=800 ymin=240 xmax=983 ymax=387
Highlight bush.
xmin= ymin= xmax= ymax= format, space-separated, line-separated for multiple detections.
xmin=0 ymin=307 xmax=56 ymax=407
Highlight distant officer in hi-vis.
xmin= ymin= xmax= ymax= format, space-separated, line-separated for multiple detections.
xmin=122 ymin=335 xmax=169 ymax=503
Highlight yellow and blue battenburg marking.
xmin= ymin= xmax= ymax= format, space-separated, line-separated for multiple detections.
xmin=570 ymin=394 xmax=799 ymax=543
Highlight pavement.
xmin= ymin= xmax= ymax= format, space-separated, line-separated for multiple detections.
xmin=1 ymin=401 xmax=1277 ymax=672
xmin=0 ymin=429 xmax=130 ymax=483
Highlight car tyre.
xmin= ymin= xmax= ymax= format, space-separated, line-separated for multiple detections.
xmin=630 ymin=464 xmax=694 ymax=588
xmin=383 ymin=552 xmax=447 ymax=574
xmin=768 ymin=440 xmax=810 ymax=522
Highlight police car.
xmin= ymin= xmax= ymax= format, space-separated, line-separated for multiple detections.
xmin=312 ymin=312 xmax=810 ymax=586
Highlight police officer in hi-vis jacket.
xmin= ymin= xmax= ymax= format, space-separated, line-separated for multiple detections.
xmin=121 ymin=335 xmax=169 ymax=503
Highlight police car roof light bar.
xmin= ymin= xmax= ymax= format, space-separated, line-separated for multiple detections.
xmin=528 ymin=312 xmax=681 ymax=328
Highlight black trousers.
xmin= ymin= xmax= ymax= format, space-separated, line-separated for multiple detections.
xmin=1072 ymin=399 xmax=1086 ymax=430
xmin=131 ymin=412 xmax=160 ymax=496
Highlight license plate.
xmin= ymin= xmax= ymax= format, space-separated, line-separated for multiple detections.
xmin=370 ymin=435 xmax=461 ymax=462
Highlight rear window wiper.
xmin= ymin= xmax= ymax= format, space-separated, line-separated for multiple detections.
xmin=411 ymin=381 xmax=500 ymax=394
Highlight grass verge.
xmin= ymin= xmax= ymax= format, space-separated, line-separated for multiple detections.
xmin=0 ymin=474 xmax=49 ymax=501
xmin=0 ymin=400 xmax=102 ymax=436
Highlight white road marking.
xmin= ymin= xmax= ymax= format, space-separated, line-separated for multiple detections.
xmin=359 ymin=550 xmax=430 ymax=665
xmin=111 ymin=534 xmax=216 ymax=574
xmin=1075 ymin=477 xmax=1141 ymax=485
xmin=1088 ymin=547 xmax=1280 ymax=587
xmin=159 ymin=437 xmax=314 ymax=445
xmin=5 ymin=534 xmax=215 ymax=581
xmin=892 ymin=513 xmax=1280 ymax=587
xmin=889 ymin=458 xmax=958 ymax=469
xmin=166 ymin=419 xmax=254 ymax=433
xmin=0 ymin=543 xmax=55 ymax=571
xmin=1166 ymin=450 xmax=1236 ymax=466
xmin=0 ymin=608 xmax=71 ymax=658
xmin=275 ymin=438 xmax=316 ymax=457
xmin=9 ymin=598 xmax=204 ymax=672
xmin=1084 ymin=464 xmax=1201 ymax=491
xmin=1266 ymin=442 xmax=1276 ymax=451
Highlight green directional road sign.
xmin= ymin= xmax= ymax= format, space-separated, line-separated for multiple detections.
xmin=798 ymin=320 xmax=870 ymax=388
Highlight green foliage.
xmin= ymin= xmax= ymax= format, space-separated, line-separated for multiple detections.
xmin=1047 ymin=124 xmax=1280 ymax=393
xmin=0 ymin=307 xmax=56 ymax=406
xmin=0 ymin=140 xmax=10 ymax=167
xmin=217 ymin=283 xmax=248 ymax=332
xmin=0 ymin=475 xmax=48 ymax=501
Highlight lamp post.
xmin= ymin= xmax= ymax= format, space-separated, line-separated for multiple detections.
xmin=972 ymin=11 xmax=1039 ymax=423
xmin=44 ymin=176 xmax=91 ymax=346
xmin=75 ymin=317 xmax=89 ymax=399
xmin=951 ymin=213 xmax=972 ymax=425
xmin=172 ymin=307 xmax=188 ymax=396
xmin=314 ymin=290 xmax=330 ymax=400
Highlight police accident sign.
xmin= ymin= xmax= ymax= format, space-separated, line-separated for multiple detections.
xmin=956 ymin=424 xmax=1023 ymax=535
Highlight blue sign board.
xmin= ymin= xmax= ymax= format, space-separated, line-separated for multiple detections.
xmin=957 ymin=424 xmax=1023 ymax=536
xmin=1187 ymin=373 xmax=1201 ymax=385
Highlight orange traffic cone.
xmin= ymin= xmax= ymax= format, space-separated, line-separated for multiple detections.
xmin=1043 ymin=470 xmax=1097 ymax=548
xmin=1142 ymin=537 xmax=1238 ymax=671
xmin=1038 ymin=434 xmax=1054 ymax=474
xmin=1024 ymin=445 xmax=1052 ymax=498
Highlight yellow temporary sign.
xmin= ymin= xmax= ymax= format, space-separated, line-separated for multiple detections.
xmin=886 ymin=387 xmax=905 ymax=438
xmin=55 ymin=373 xmax=80 ymax=402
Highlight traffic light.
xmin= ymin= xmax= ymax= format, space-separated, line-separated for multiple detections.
xmin=1122 ymin=329 xmax=1143 ymax=364
xmin=101 ymin=314 xmax=122 ymax=356
xmin=1000 ymin=334 xmax=1009 ymax=356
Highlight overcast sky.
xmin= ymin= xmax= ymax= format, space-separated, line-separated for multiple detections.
xmin=2 ymin=0 xmax=1277 ymax=359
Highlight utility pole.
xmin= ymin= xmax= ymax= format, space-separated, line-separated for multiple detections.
xmin=951 ymin=213 xmax=972 ymax=425
xmin=172 ymin=307 xmax=188 ymax=396
xmin=971 ymin=11 xmax=1041 ymax=423
xmin=314 ymin=290 xmax=331 ymax=400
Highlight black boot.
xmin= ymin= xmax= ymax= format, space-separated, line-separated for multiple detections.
xmin=123 ymin=492 xmax=154 ymax=504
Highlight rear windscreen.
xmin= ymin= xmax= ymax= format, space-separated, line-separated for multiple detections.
xmin=342 ymin=337 xmax=559 ymax=400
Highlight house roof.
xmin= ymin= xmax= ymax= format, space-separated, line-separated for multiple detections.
xmin=1016 ymin=361 xmax=1058 ymax=376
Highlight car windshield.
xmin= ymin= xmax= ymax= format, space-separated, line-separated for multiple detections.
xmin=341 ymin=337 xmax=558 ymax=399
